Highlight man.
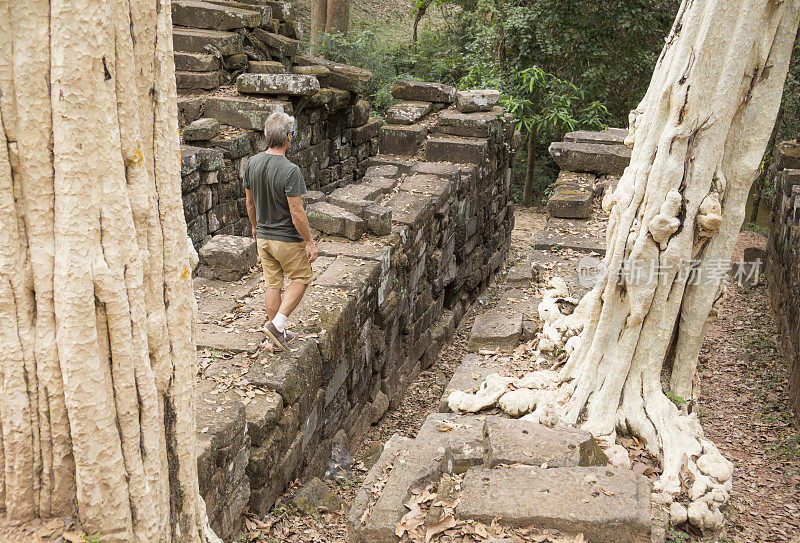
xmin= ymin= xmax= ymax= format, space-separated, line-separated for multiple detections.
xmin=244 ymin=111 xmax=318 ymax=351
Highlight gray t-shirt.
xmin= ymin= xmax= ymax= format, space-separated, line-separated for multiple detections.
xmin=243 ymin=153 xmax=307 ymax=242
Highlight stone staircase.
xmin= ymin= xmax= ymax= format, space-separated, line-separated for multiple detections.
xmin=546 ymin=128 xmax=630 ymax=220
xmin=172 ymin=0 xmax=301 ymax=92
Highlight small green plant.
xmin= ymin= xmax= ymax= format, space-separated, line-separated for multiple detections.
xmin=742 ymin=222 xmax=769 ymax=236
xmin=667 ymin=528 xmax=692 ymax=542
xmin=666 ymin=390 xmax=687 ymax=406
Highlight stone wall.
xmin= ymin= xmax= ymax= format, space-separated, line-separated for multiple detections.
xmin=191 ymin=84 xmax=516 ymax=538
xmin=766 ymin=140 xmax=800 ymax=421
xmin=178 ymin=80 xmax=379 ymax=249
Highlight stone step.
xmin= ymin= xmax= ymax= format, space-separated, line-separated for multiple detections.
xmin=531 ymin=226 xmax=605 ymax=255
xmin=236 ymin=73 xmax=320 ymax=96
xmin=425 ymin=136 xmax=488 ymax=165
xmin=564 ymin=128 xmax=627 ymax=146
xmin=176 ymin=70 xmax=223 ymax=91
xmin=378 ymin=124 xmax=427 ymax=157
xmin=172 ymin=0 xmax=261 ymax=30
xmin=252 ymin=28 xmax=301 ymax=58
xmin=547 ymin=171 xmax=596 ymax=219
xmin=306 ymin=202 xmax=365 ymax=241
xmin=549 ymin=140 xmax=631 ymax=176
xmin=247 ymin=60 xmax=287 ymax=74
xmin=435 ymin=108 xmax=504 ymax=138
xmin=456 ymin=465 xmax=653 ymax=543
xmin=203 ymin=0 xmax=272 ymax=25
xmin=174 ymin=51 xmax=221 ymax=72
xmin=173 ymin=27 xmax=244 ymax=56
xmin=292 ymin=54 xmax=373 ymax=94
xmin=439 ymin=353 xmax=508 ymax=412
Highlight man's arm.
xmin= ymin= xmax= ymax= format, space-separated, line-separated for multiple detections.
xmin=245 ymin=188 xmax=257 ymax=240
xmin=287 ymin=195 xmax=317 ymax=263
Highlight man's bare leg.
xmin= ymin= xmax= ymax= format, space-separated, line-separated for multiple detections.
xmin=277 ymin=281 xmax=308 ymax=317
xmin=265 ymin=288 xmax=282 ymax=321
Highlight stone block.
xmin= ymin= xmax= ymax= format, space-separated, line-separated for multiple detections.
xmin=563 ymin=129 xmax=627 ymax=146
xmin=365 ymin=205 xmax=392 ymax=236
xmin=184 ymin=117 xmax=221 ymax=142
xmin=467 ymin=311 xmax=522 ymax=352
xmin=347 ymin=434 xmax=414 ymax=541
xmin=484 ymin=417 xmax=608 ymax=468
xmin=437 ymin=109 xmax=503 ymax=139
xmin=174 ymin=51 xmax=220 ymax=72
xmin=203 ymin=96 xmax=289 ymax=130
xmin=292 ymin=477 xmax=345 ymax=514
xmin=247 ymin=340 xmax=322 ymax=405
xmin=379 ymin=124 xmax=426 ymax=156
xmin=292 ymin=54 xmax=373 ymax=94
xmin=245 ymin=390 xmax=283 ymax=448
xmin=198 ymin=235 xmax=256 ymax=281
xmin=505 ymin=261 xmax=532 ymax=286
xmin=547 ymin=185 xmax=593 ymax=219
xmin=392 ymin=80 xmax=456 ymax=103
xmin=384 ymin=191 xmax=435 ymax=228
xmin=426 ymin=136 xmax=488 ymax=165
xmin=549 ymin=140 xmax=631 ymax=176
xmin=455 ymin=466 xmax=652 ymax=543
xmin=303 ymin=190 xmax=326 ymax=205
xmin=398 ymin=174 xmax=454 ymax=208
xmin=224 ymin=53 xmax=248 ymax=71
xmin=352 ymin=119 xmax=384 ymax=146
xmin=176 ymin=70 xmax=222 ymax=91
xmin=262 ymin=0 xmax=292 ymax=20
xmin=179 ymin=97 xmax=204 ymax=125
xmin=252 ymin=28 xmax=301 ymax=58
xmin=247 ymin=60 xmax=287 ymax=74
xmin=306 ymin=202 xmax=365 ymax=241
xmin=172 ymin=27 xmax=244 ymax=56
xmin=456 ymin=89 xmax=500 ymax=112
xmin=349 ymin=99 xmax=372 ymax=127
xmin=172 ymin=0 xmax=261 ymax=30
xmin=386 ymin=101 xmax=432 ymax=125
xmin=236 ymin=73 xmax=320 ymax=96
xmin=308 ymin=88 xmax=350 ymax=112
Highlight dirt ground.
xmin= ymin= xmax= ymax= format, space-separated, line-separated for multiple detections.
xmin=238 ymin=209 xmax=800 ymax=543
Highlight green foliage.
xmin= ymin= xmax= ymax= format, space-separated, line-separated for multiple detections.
xmin=666 ymin=390 xmax=687 ymax=406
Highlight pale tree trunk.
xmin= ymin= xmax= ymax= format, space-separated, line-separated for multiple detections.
xmin=325 ymin=0 xmax=349 ymax=36
xmin=449 ymin=0 xmax=800 ymax=534
xmin=0 ymin=1 xmax=219 ymax=542
xmin=310 ymin=0 xmax=328 ymax=53
xmin=557 ymin=0 xmax=800 ymax=530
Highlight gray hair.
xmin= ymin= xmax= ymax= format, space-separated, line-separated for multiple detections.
xmin=264 ymin=111 xmax=296 ymax=149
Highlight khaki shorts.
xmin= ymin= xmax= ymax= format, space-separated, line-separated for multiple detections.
xmin=256 ymin=238 xmax=313 ymax=289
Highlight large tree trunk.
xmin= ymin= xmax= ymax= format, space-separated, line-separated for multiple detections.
xmin=325 ymin=0 xmax=349 ymax=36
xmin=449 ymin=0 xmax=800 ymax=534
xmin=0 ymin=1 xmax=219 ymax=541
xmin=310 ymin=0 xmax=328 ymax=53
xmin=555 ymin=0 xmax=799 ymax=530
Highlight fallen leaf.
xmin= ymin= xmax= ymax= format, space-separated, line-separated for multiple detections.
xmin=425 ymin=515 xmax=456 ymax=542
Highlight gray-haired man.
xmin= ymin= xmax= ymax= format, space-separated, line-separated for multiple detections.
xmin=244 ymin=111 xmax=318 ymax=351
